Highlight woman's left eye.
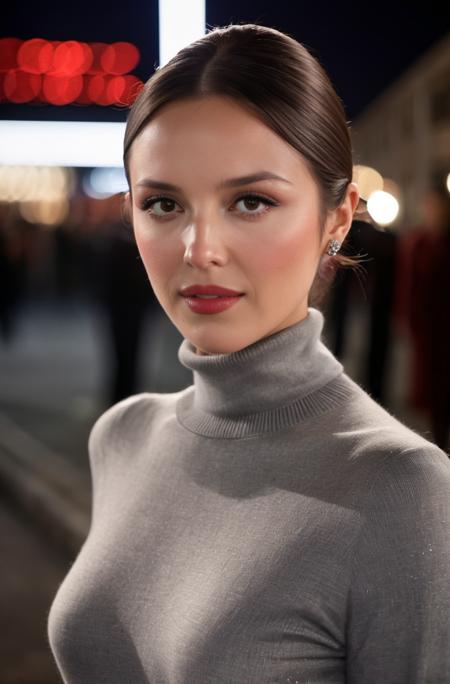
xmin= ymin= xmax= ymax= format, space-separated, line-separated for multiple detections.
xmin=233 ymin=193 xmax=278 ymax=218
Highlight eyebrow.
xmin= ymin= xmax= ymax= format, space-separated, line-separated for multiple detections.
xmin=135 ymin=171 xmax=292 ymax=192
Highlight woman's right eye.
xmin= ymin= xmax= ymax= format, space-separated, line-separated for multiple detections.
xmin=141 ymin=196 xmax=181 ymax=220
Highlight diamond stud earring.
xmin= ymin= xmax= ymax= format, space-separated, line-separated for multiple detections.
xmin=326 ymin=239 xmax=341 ymax=256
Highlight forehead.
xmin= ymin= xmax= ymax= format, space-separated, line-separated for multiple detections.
xmin=128 ymin=95 xmax=315 ymax=188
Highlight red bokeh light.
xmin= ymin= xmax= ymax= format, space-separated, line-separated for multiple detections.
xmin=48 ymin=41 xmax=89 ymax=77
xmin=106 ymin=75 xmax=126 ymax=102
xmin=18 ymin=38 xmax=54 ymax=74
xmin=101 ymin=42 xmax=140 ymax=75
xmin=86 ymin=74 xmax=107 ymax=105
xmin=0 ymin=38 xmax=23 ymax=71
xmin=0 ymin=36 xmax=142 ymax=106
xmin=75 ymin=77 xmax=92 ymax=105
xmin=42 ymin=73 xmax=83 ymax=105
xmin=4 ymin=69 xmax=41 ymax=103
xmin=87 ymin=42 xmax=108 ymax=74
xmin=119 ymin=75 xmax=145 ymax=106
xmin=79 ymin=42 xmax=94 ymax=73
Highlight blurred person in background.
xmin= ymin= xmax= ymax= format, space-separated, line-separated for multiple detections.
xmin=395 ymin=184 xmax=450 ymax=453
xmin=98 ymin=193 xmax=158 ymax=405
xmin=0 ymin=205 xmax=31 ymax=344
xmin=67 ymin=193 xmax=157 ymax=406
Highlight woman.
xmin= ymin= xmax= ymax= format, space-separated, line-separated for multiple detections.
xmin=48 ymin=24 xmax=450 ymax=683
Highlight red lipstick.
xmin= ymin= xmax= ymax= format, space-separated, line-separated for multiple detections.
xmin=179 ymin=284 xmax=245 ymax=315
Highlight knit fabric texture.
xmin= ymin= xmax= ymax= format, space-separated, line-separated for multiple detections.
xmin=48 ymin=307 xmax=450 ymax=683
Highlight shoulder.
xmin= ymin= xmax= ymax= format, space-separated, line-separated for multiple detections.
xmin=88 ymin=393 xmax=152 ymax=451
xmin=347 ymin=439 xmax=450 ymax=606
xmin=363 ymin=443 xmax=450 ymax=513
xmin=349 ymin=438 xmax=450 ymax=570
xmin=88 ymin=389 xmax=186 ymax=459
xmin=346 ymin=441 xmax=450 ymax=679
xmin=331 ymin=373 xmax=446 ymax=463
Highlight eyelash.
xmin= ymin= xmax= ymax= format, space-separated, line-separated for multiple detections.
xmin=140 ymin=192 xmax=279 ymax=221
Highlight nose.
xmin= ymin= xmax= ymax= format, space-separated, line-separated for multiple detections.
xmin=182 ymin=215 xmax=228 ymax=269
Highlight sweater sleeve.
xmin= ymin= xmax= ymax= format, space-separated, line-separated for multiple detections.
xmin=346 ymin=446 xmax=450 ymax=684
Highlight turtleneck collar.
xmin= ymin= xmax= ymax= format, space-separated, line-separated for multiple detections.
xmin=175 ymin=307 xmax=351 ymax=439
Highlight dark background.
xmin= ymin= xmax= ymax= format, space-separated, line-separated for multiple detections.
xmin=1 ymin=0 xmax=449 ymax=123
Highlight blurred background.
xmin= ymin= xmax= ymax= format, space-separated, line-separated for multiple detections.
xmin=0 ymin=1 xmax=449 ymax=681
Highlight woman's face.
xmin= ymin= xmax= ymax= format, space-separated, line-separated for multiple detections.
xmin=126 ymin=94 xmax=358 ymax=354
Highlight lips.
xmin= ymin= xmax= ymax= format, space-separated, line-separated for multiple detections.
xmin=180 ymin=284 xmax=244 ymax=297
xmin=181 ymin=290 xmax=244 ymax=314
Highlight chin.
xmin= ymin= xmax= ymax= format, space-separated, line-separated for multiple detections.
xmin=194 ymin=342 xmax=240 ymax=356
xmin=191 ymin=333 xmax=252 ymax=356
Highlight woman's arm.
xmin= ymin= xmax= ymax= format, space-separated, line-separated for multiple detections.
xmin=346 ymin=446 xmax=450 ymax=683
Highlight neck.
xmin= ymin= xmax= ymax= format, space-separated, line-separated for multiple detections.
xmin=176 ymin=307 xmax=351 ymax=438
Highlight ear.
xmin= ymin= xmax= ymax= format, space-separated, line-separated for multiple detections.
xmin=321 ymin=182 xmax=360 ymax=250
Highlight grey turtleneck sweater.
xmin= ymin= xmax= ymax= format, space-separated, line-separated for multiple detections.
xmin=47 ymin=307 xmax=450 ymax=683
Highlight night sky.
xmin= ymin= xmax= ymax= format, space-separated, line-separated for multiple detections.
xmin=1 ymin=0 xmax=449 ymax=123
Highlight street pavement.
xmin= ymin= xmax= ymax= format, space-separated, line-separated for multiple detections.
xmin=0 ymin=491 xmax=68 ymax=684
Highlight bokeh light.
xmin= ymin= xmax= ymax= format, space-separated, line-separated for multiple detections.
xmin=83 ymin=167 xmax=128 ymax=198
xmin=18 ymin=38 xmax=54 ymax=74
xmin=0 ymin=165 xmax=74 ymax=203
xmin=0 ymin=37 xmax=143 ymax=107
xmin=352 ymin=165 xmax=384 ymax=201
xmin=0 ymin=165 xmax=74 ymax=226
xmin=101 ymin=42 xmax=140 ymax=75
xmin=367 ymin=190 xmax=400 ymax=226
xmin=19 ymin=198 xmax=70 ymax=226
xmin=43 ymin=74 xmax=83 ymax=105
xmin=0 ymin=37 xmax=22 ymax=70
xmin=4 ymin=70 xmax=41 ymax=103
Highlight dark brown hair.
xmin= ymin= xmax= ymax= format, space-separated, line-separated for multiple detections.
xmin=123 ymin=22 xmax=366 ymax=306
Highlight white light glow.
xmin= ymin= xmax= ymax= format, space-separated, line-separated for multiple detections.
xmin=367 ymin=190 xmax=400 ymax=226
xmin=0 ymin=120 xmax=126 ymax=167
xmin=352 ymin=165 xmax=384 ymax=201
xmin=158 ymin=0 xmax=206 ymax=67
xmin=83 ymin=167 xmax=128 ymax=198
xmin=19 ymin=198 xmax=70 ymax=226
xmin=0 ymin=165 xmax=74 ymax=203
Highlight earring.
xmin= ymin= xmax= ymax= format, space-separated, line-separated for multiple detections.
xmin=326 ymin=239 xmax=341 ymax=256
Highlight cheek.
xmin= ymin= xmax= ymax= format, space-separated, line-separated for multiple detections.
xmin=245 ymin=217 xmax=321 ymax=277
xmin=134 ymin=228 xmax=179 ymax=284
